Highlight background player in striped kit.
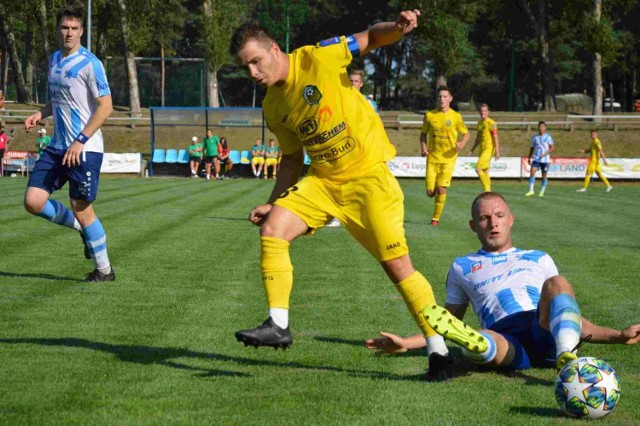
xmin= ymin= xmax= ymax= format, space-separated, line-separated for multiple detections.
xmin=23 ymin=2 xmax=115 ymax=282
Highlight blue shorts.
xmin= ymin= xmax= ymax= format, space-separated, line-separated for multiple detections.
xmin=28 ymin=147 xmax=103 ymax=202
xmin=531 ymin=161 xmax=550 ymax=173
xmin=489 ymin=310 xmax=556 ymax=370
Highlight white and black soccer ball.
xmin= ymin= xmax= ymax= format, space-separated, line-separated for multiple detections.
xmin=555 ymin=356 xmax=620 ymax=419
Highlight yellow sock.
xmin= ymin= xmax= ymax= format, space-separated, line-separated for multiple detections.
xmin=479 ymin=172 xmax=491 ymax=192
xmin=261 ymin=236 xmax=293 ymax=309
xmin=582 ymin=175 xmax=591 ymax=189
xmin=395 ymin=271 xmax=439 ymax=337
xmin=432 ymin=193 xmax=447 ymax=221
xmin=597 ymin=172 xmax=610 ymax=187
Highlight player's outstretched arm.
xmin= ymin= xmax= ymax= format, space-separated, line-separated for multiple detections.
xmin=582 ymin=318 xmax=640 ymax=345
xmin=365 ymin=331 xmax=426 ymax=354
xmin=354 ymin=9 xmax=420 ymax=56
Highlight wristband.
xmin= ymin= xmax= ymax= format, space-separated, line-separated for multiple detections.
xmin=75 ymin=132 xmax=90 ymax=144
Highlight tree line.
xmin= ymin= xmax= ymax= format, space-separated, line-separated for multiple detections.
xmin=0 ymin=0 xmax=638 ymax=113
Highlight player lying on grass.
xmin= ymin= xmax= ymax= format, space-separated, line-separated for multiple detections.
xmin=366 ymin=192 xmax=640 ymax=370
xmin=231 ymin=10 xmax=456 ymax=381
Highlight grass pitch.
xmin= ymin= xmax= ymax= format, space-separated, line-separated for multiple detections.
xmin=0 ymin=176 xmax=639 ymax=425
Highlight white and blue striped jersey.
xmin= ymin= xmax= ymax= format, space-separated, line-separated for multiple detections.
xmin=530 ymin=133 xmax=554 ymax=163
xmin=446 ymin=247 xmax=559 ymax=329
xmin=48 ymin=47 xmax=110 ymax=153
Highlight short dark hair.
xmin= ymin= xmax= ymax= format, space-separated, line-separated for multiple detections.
xmin=591 ymin=128 xmax=598 ymax=133
xmin=479 ymin=103 xmax=490 ymax=110
xmin=471 ymin=191 xmax=508 ymax=220
xmin=349 ymin=69 xmax=365 ymax=78
xmin=437 ymin=86 xmax=452 ymax=95
xmin=56 ymin=2 xmax=85 ymax=27
xmin=538 ymin=121 xmax=546 ymax=126
xmin=229 ymin=21 xmax=276 ymax=56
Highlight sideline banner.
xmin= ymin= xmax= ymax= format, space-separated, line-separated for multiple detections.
xmin=101 ymin=153 xmax=142 ymax=173
xmin=387 ymin=156 xmax=640 ymax=179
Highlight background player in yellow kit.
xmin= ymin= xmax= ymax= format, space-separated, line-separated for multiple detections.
xmin=576 ymin=129 xmax=613 ymax=193
xmin=469 ymin=103 xmax=500 ymax=192
xmin=230 ymin=9 xmax=454 ymax=380
xmin=420 ymin=87 xmax=470 ymax=225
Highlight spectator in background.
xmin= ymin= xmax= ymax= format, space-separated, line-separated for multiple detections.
xmin=0 ymin=125 xmax=10 ymax=169
xmin=215 ymin=136 xmax=233 ymax=179
xmin=251 ymin=138 xmax=265 ymax=178
xmin=188 ymin=136 xmax=203 ymax=178
xmin=264 ymin=139 xmax=280 ymax=180
xmin=36 ymin=128 xmax=51 ymax=159
xmin=203 ymin=129 xmax=219 ymax=180
xmin=0 ymin=89 xmax=5 ymax=111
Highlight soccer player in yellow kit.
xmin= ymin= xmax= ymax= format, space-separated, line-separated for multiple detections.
xmin=420 ymin=87 xmax=470 ymax=225
xmin=469 ymin=104 xmax=500 ymax=192
xmin=576 ymin=129 xmax=613 ymax=193
xmin=231 ymin=10 xmax=453 ymax=380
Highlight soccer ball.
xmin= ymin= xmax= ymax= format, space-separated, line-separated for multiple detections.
xmin=555 ymin=357 xmax=620 ymax=419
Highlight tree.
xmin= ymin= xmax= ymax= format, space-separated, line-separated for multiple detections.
xmin=520 ymin=0 xmax=556 ymax=111
xmin=592 ymin=0 xmax=603 ymax=117
xmin=201 ymin=0 xmax=250 ymax=107
xmin=0 ymin=4 xmax=31 ymax=103
xmin=115 ymin=0 xmax=145 ymax=116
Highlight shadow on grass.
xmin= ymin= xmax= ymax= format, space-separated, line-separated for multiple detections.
xmin=0 ymin=337 xmax=453 ymax=382
xmin=201 ymin=216 xmax=248 ymax=222
xmin=0 ymin=271 xmax=83 ymax=282
xmin=496 ymin=369 xmax=554 ymax=386
xmin=509 ymin=406 xmax=563 ymax=418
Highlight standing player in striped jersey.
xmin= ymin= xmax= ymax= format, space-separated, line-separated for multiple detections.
xmin=420 ymin=87 xmax=470 ymax=226
xmin=469 ymin=104 xmax=500 ymax=192
xmin=525 ymin=121 xmax=554 ymax=197
xmin=366 ymin=192 xmax=640 ymax=370
xmin=576 ymin=129 xmax=613 ymax=193
xmin=23 ymin=2 xmax=115 ymax=282
xmin=231 ymin=10 xmax=455 ymax=381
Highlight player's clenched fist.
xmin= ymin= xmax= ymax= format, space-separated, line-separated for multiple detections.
xmin=248 ymin=204 xmax=273 ymax=226
xmin=396 ymin=9 xmax=420 ymax=35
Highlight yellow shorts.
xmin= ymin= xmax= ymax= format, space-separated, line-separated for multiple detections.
xmin=251 ymin=157 xmax=265 ymax=165
xmin=273 ymin=163 xmax=408 ymax=261
xmin=586 ymin=161 xmax=602 ymax=175
xmin=425 ymin=161 xmax=455 ymax=191
xmin=265 ymin=158 xmax=278 ymax=167
xmin=477 ymin=150 xmax=493 ymax=170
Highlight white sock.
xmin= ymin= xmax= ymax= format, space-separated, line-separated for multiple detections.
xmin=270 ymin=308 xmax=289 ymax=329
xmin=426 ymin=335 xmax=449 ymax=356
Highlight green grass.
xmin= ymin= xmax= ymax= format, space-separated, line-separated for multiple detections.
xmin=0 ymin=176 xmax=639 ymax=425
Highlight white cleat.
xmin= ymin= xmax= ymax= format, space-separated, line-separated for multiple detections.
xmin=576 ymin=188 xmax=587 ymax=192
xmin=606 ymin=186 xmax=613 ymax=192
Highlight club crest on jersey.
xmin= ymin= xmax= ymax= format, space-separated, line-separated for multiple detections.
xmin=446 ymin=120 xmax=452 ymax=127
xmin=298 ymin=117 xmax=318 ymax=136
xmin=303 ymin=85 xmax=322 ymax=105
xmin=491 ymin=255 xmax=507 ymax=265
xmin=471 ymin=261 xmax=482 ymax=272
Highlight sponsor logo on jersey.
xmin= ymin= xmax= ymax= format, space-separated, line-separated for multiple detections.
xmin=471 ymin=261 xmax=482 ymax=272
xmin=303 ymin=121 xmax=345 ymax=147
xmin=491 ymin=255 xmax=507 ymax=265
xmin=319 ymin=106 xmax=333 ymax=123
xmin=298 ymin=117 xmax=318 ymax=136
xmin=303 ymin=85 xmax=322 ymax=105
xmin=309 ymin=136 xmax=355 ymax=163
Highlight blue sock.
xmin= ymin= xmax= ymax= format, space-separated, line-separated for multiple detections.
xmin=83 ymin=218 xmax=111 ymax=273
xmin=540 ymin=178 xmax=548 ymax=193
xmin=462 ymin=332 xmax=497 ymax=364
xmin=528 ymin=177 xmax=535 ymax=192
xmin=37 ymin=199 xmax=81 ymax=231
xmin=550 ymin=294 xmax=581 ymax=357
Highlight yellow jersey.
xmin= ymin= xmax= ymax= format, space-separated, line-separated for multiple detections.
xmin=589 ymin=138 xmax=603 ymax=163
xmin=476 ymin=117 xmax=498 ymax=153
xmin=262 ymin=36 xmax=395 ymax=181
xmin=421 ymin=109 xmax=468 ymax=164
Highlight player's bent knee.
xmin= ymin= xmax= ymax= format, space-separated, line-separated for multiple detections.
xmin=542 ymin=275 xmax=574 ymax=296
xmin=24 ymin=191 xmax=47 ymax=215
